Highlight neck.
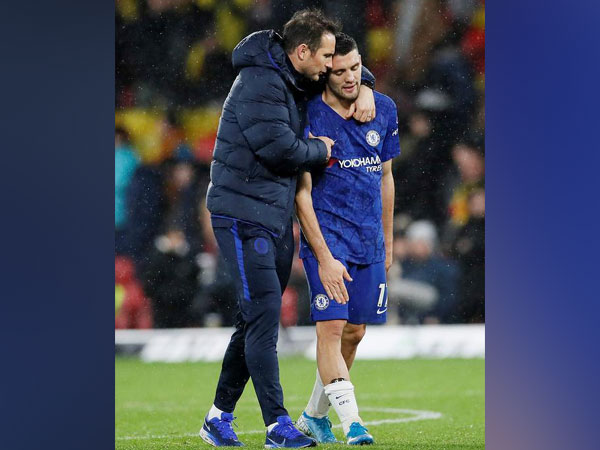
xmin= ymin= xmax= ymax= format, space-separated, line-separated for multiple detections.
xmin=322 ymin=88 xmax=353 ymax=119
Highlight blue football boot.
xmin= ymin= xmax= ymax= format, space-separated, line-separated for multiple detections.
xmin=296 ymin=411 xmax=338 ymax=443
xmin=199 ymin=412 xmax=244 ymax=447
xmin=264 ymin=415 xmax=317 ymax=448
xmin=346 ymin=422 xmax=374 ymax=445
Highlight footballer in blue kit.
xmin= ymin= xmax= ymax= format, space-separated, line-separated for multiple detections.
xmin=295 ymin=33 xmax=400 ymax=445
xmin=299 ymin=82 xmax=399 ymax=325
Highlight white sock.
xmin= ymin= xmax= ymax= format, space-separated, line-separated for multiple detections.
xmin=207 ymin=404 xmax=225 ymax=420
xmin=324 ymin=380 xmax=362 ymax=435
xmin=267 ymin=422 xmax=278 ymax=432
xmin=305 ymin=370 xmax=331 ymax=418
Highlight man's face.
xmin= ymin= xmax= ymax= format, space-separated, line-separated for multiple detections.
xmin=303 ymin=33 xmax=335 ymax=81
xmin=409 ymin=240 xmax=433 ymax=261
xmin=453 ymin=145 xmax=484 ymax=182
xmin=173 ymin=162 xmax=194 ymax=190
xmin=327 ymin=49 xmax=361 ymax=101
xmin=469 ymin=190 xmax=485 ymax=217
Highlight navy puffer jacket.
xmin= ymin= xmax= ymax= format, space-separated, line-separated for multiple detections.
xmin=207 ymin=30 xmax=373 ymax=236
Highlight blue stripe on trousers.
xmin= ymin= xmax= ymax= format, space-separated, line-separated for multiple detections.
xmin=231 ymin=221 xmax=251 ymax=302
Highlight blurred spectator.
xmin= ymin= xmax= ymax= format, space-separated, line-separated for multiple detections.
xmin=450 ymin=188 xmax=485 ymax=322
xmin=115 ymin=127 xmax=139 ymax=254
xmin=447 ymin=0 xmax=480 ymax=22
xmin=459 ymin=0 xmax=485 ymax=79
xmin=194 ymin=253 xmax=238 ymax=327
xmin=282 ymin=222 xmax=309 ymax=326
xmin=115 ymin=256 xmax=153 ymax=329
xmin=161 ymin=146 xmax=208 ymax=254
xmin=445 ymin=138 xmax=485 ymax=227
xmin=415 ymin=32 xmax=477 ymax=145
xmin=394 ymin=110 xmax=450 ymax=225
xmin=123 ymin=146 xmax=209 ymax=265
xmin=140 ymin=227 xmax=199 ymax=328
xmin=189 ymin=203 xmax=239 ymax=327
xmin=281 ymin=288 xmax=299 ymax=328
xmin=395 ymin=220 xmax=460 ymax=323
xmin=158 ymin=110 xmax=185 ymax=161
xmin=395 ymin=0 xmax=451 ymax=83
xmin=123 ymin=161 xmax=165 ymax=263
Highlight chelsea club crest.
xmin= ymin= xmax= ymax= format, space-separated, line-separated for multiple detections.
xmin=366 ymin=130 xmax=380 ymax=147
xmin=314 ymin=294 xmax=330 ymax=311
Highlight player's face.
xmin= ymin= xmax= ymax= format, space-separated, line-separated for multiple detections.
xmin=304 ymin=33 xmax=335 ymax=81
xmin=327 ymin=49 xmax=361 ymax=101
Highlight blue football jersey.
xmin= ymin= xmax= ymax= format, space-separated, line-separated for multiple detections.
xmin=299 ymin=91 xmax=401 ymax=264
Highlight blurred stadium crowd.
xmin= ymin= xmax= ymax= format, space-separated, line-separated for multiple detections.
xmin=115 ymin=0 xmax=485 ymax=329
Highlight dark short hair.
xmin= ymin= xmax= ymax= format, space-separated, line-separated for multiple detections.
xmin=282 ymin=8 xmax=340 ymax=54
xmin=334 ymin=32 xmax=358 ymax=56
xmin=454 ymin=133 xmax=485 ymax=156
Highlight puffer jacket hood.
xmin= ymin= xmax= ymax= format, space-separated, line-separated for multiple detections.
xmin=232 ymin=30 xmax=306 ymax=92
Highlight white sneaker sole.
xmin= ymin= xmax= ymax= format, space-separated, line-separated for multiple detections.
xmin=199 ymin=427 xmax=218 ymax=447
xmin=347 ymin=434 xmax=374 ymax=445
xmin=296 ymin=415 xmax=313 ymax=437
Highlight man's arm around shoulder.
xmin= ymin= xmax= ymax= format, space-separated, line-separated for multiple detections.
xmin=235 ymin=70 xmax=328 ymax=174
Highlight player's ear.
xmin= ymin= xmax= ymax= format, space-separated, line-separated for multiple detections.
xmin=297 ymin=43 xmax=309 ymax=61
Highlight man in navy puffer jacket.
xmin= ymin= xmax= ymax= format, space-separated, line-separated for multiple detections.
xmin=201 ymin=9 xmax=375 ymax=448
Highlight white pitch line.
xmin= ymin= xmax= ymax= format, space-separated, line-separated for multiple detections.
xmin=116 ymin=432 xmax=198 ymax=441
xmin=115 ymin=407 xmax=442 ymax=441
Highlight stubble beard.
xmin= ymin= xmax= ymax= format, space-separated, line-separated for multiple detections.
xmin=330 ymin=83 xmax=360 ymax=104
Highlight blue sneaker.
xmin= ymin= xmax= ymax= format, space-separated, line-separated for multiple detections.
xmin=199 ymin=412 xmax=244 ymax=447
xmin=346 ymin=422 xmax=374 ymax=445
xmin=296 ymin=411 xmax=338 ymax=443
xmin=264 ymin=415 xmax=317 ymax=448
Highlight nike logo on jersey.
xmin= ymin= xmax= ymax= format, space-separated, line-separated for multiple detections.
xmin=377 ymin=308 xmax=387 ymax=314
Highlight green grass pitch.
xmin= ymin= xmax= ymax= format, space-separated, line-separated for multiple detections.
xmin=116 ymin=357 xmax=484 ymax=449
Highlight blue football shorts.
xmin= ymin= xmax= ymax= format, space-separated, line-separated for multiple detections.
xmin=302 ymin=256 xmax=388 ymax=325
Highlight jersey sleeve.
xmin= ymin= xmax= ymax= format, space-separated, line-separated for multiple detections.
xmin=381 ymin=101 xmax=401 ymax=162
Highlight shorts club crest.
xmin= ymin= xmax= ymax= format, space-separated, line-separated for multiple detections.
xmin=303 ymin=256 xmax=387 ymax=325
xmin=314 ymin=294 xmax=330 ymax=311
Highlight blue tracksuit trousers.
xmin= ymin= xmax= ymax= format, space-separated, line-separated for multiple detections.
xmin=210 ymin=216 xmax=294 ymax=426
